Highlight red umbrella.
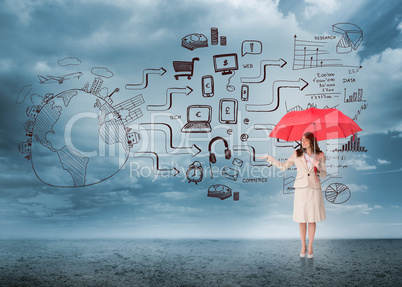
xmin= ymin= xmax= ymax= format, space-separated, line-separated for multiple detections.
xmin=269 ymin=107 xmax=362 ymax=141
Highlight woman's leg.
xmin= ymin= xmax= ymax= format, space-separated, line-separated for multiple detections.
xmin=308 ymin=222 xmax=316 ymax=255
xmin=299 ymin=223 xmax=307 ymax=254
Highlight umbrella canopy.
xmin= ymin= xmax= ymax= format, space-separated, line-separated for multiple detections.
xmin=269 ymin=107 xmax=362 ymax=141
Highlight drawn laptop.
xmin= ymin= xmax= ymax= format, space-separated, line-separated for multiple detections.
xmin=181 ymin=105 xmax=212 ymax=133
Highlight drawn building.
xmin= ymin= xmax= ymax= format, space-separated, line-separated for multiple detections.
xmin=26 ymin=106 xmax=41 ymax=119
xmin=18 ymin=138 xmax=32 ymax=156
xmin=127 ymin=129 xmax=141 ymax=148
xmin=90 ymin=77 xmax=103 ymax=95
xmin=23 ymin=119 xmax=35 ymax=137
xmin=82 ymin=82 xmax=90 ymax=93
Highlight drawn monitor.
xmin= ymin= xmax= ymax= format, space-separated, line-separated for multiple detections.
xmin=181 ymin=105 xmax=212 ymax=133
xmin=213 ymin=53 xmax=238 ymax=75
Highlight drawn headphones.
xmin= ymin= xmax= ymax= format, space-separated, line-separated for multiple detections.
xmin=208 ymin=136 xmax=231 ymax=163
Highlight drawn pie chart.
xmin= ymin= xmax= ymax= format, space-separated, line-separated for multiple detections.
xmin=332 ymin=23 xmax=363 ymax=54
xmin=325 ymin=183 xmax=351 ymax=204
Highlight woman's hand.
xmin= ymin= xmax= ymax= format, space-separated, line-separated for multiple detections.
xmin=314 ymin=152 xmax=323 ymax=161
xmin=257 ymin=155 xmax=270 ymax=160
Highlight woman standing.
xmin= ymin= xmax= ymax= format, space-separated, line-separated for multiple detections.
xmin=259 ymin=132 xmax=326 ymax=258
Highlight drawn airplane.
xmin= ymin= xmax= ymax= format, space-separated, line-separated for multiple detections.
xmin=38 ymin=72 xmax=83 ymax=84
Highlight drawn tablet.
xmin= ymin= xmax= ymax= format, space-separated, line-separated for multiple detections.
xmin=219 ymin=98 xmax=238 ymax=124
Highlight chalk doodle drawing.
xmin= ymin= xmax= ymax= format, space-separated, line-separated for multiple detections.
xmin=126 ymin=67 xmax=166 ymax=90
xmin=181 ymin=33 xmax=208 ymax=51
xmin=173 ymin=57 xmax=199 ymax=80
xmin=17 ymin=84 xmax=32 ymax=104
xmin=213 ymin=53 xmax=238 ymax=92
xmin=21 ymin=86 xmax=131 ymax=187
xmin=213 ymin=54 xmax=239 ymax=73
xmin=353 ymin=103 xmax=368 ymax=121
xmin=181 ymin=105 xmax=212 ymax=133
xmin=209 ymin=137 xmax=232 ymax=178
xmin=240 ymin=59 xmax=286 ymax=83
xmin=325 ymin=183 xmax=351 ymax=204
xmin=147 ymin=86 xmax=193 ymax=111
xmin=219 ymin=98 xmax=238 ymax=124
xmin=241 ymin=40 xmax=263 ymax=57
xmin=285 ymin=102 xmax=338 ymax=112
xmin=91 ymin=67 xmax=114 ymax=78
xmin=246 ymin=78 xmax=308 ymax=112
xmin=138 ymin=123 xmax=201 ymax=157
xmin=208 ymin=184 xmax=232 ymax=200
xmin=344 ymin=88 xmax=365 ymax=103
xmin=241 ymin=84 xmax=249 ymax=101
xmin=292 ymin=35 xmax=362 ymax=70
xmin=17 ymin=23 xmax=367 ymax=203
xmin=332 ymin=135 xmax=367 ymax=153
xmin=133 ymin=151 xmax=180 ymax=176
xmin=58 ymin=57 xmax=81 ymax=66
xmin=332 ymin=23 xmax=363 ymax=54
xmin=186 ymin=161 xmax=204 ymax=185
xmin=202 ymin=75 xmax=214 ymax=97
xmin=38 ymin=72 xmax=83 ymax=84
xmin=233 ymin=145 xmax=272 ymax=167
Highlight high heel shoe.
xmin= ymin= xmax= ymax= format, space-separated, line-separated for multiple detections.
xmin=307 ymin=247 xmax=313 ymax=258
xmin=300 ymin=247 xmax=307 ymax=258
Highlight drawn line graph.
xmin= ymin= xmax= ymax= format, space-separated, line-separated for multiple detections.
xmin=292 ymin=35 xmax=361 ymax=70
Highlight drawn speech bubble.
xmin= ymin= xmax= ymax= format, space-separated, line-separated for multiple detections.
xmin=241 ymin=40 xmax=262 ymax=56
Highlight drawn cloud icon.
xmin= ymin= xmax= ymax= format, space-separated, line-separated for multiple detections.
xmin=30 ymin=93 xmax=43 ymax=106
xmin=58 ymin=57 xmax=81 ymax=66
xmin=91 ymin=67 xmax=114 ymax=78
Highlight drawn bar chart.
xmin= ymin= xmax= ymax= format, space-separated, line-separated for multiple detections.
xmin=334 ymin=135 xmax=367 ymax=152
xmin=292 ymin=35 xmax=362 ymax=70
xmin=344 ymin=88 xmax=365 ymax=103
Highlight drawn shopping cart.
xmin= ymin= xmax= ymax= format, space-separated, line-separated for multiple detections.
xmin=173 ymin=57 xmax=199 ymax=80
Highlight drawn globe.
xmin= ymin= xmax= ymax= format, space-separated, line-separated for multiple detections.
xmin=31 ymin=89 xmax=130 ymax=187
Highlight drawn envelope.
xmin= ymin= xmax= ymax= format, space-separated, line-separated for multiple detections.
xmin=222 ymin=167 xmax=239 ymax=181
xmin=232 ymin=158 xmax=243 ymax=167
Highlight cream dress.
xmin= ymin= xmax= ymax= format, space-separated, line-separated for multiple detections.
xmin=293 ymin=187 xmax=326 ymax=223
xmin=267 ymin=151 xmax=326 ymax=223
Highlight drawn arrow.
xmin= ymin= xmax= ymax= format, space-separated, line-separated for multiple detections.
xmin=139 ymin=123 xmax=201 ymax=156
xmin=241 ymin=59 xmax=287 ymax=83
xmin=253 ymin=124 xmax=300 ymax=148
xmin=125 ymin=67 xmax=167 ymax=90
xmin=147 ymin=86 xmax=193 ymax=111
xmin=233 ymin=145 xmax=272 ymax=167
xmin=133 ymin=151 xmax=180 ymax=176
xmin=246 ymin=78 xmax=308 ymax=112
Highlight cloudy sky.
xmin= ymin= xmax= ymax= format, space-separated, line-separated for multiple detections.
xmin=1 ymin=0 xmax=401 ymax=239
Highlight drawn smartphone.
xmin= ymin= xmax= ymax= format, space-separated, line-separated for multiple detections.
xmin=241 ymin=84 xmax=249 ymax=101
xmin=202 ymin=75 xmax=214 ymax=97
xmin=219 ymin=98 xmax=238 ymax=124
